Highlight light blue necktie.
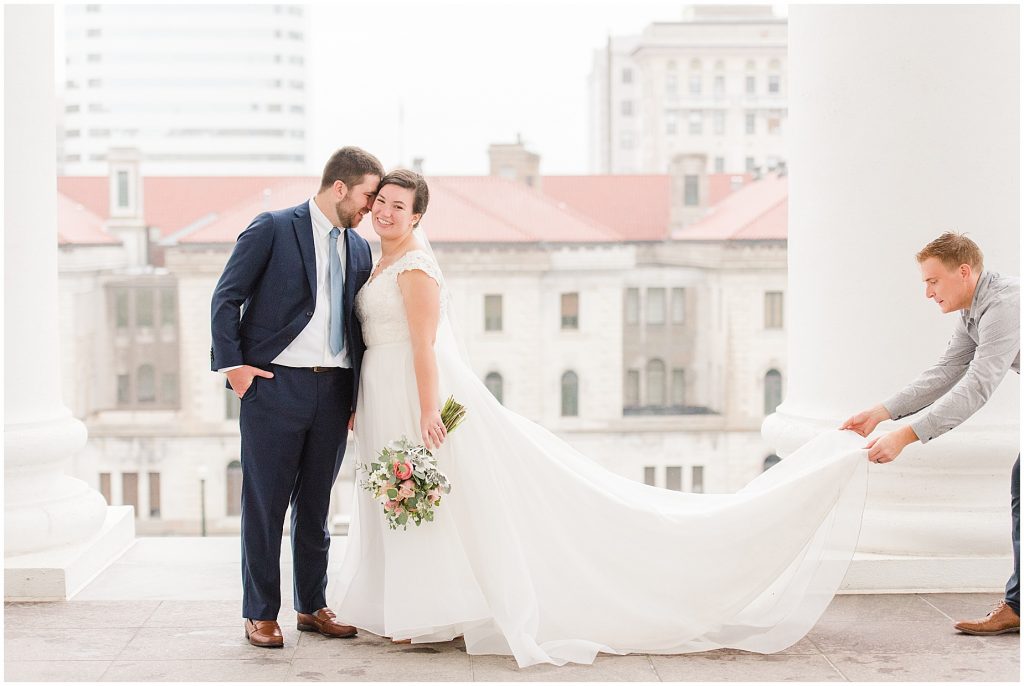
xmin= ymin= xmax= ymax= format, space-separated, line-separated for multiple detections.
xmin=328 ymin=227 xmax=345 ymax=355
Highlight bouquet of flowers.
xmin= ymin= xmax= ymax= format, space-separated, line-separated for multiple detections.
xmin=358 ymin=396 xmax=467 ymax=530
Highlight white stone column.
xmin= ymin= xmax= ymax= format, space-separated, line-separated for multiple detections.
xmin=4 ymin=5 xmax=134 ymax=599
xmin=765 ymin=4 xmax=1019 ymax=591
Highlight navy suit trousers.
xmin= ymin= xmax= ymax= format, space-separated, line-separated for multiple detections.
xmin=239 ymin=364 xmax=353 ymax=620
xmin=1007 ymin=455 xmax=1020 ymax=614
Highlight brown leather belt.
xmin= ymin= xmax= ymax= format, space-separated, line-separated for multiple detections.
xmin=309 ymin=366 xmax=342 ymax=373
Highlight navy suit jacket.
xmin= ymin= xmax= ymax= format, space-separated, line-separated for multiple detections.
xmin=210 ymin=201 xmax=371 ymax=411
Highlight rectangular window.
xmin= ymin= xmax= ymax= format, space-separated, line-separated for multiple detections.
xmin=768 ymin=74 xmax=780 ymax=94
xmin=622 ymin=68 xmax=633 ymax=84
xmin=767 ymin=111 xmax=782 ymax=135
xmin=671 ymin=288 xmax=686 ymax=323
xmin=713 ymin=110 xmax=725 ymax=135
xmin=621 ymin=100 xmax=634 ymax=116
xmin=643 ymin=467 xmax=656 ymax=487
xmin=666 ymin=74 xmax=677 ymax=97
xmin=484 ymin=294 xmax=502 ymax=331
xmin=672 ymin=369 xmax=686 ymax=406
xmin=692 ymin=466 xmax=705 ymax=493
xmin=646 ymin=288 xmax=665 ymax=325
xmin=624 ymin=288 xmax=640 ymax=325
xmin=713 ymin=75 xmax=725 ymax=97
xmin=626 ymin=370 xmax=640 ymax=406
xmin=688 ymin=74 xmax=701 ymax=96
xmin=765 ymin=291 xmax=784 ymax=329
xmin=745 ymin=156 xmax=756 ymax=173
xmin=666 ymin=466 xmax=682 ymax=491
xmin=561 ymin=293 xmax=579 ymax=330
xmin=122 ymin=472 xmax=139 ymax=517
xmin=161 ymin=373 xmax=179 ymax=405
xmin=117 ymin=374 xmax=131 ymax=405
xmin=745 ymin=112 xmax=756 ymax=135
xmin=148 ymin=473 xmax=161 ymax=517
xmin=135 ymin=289 xmax=154 ymax=327
xmin=99 ymin=473 xmax=111 ymax=504
xmin=114 ymin=290 xmax=129 ymax=328
xmin=620 ymin=131 xmax=636 ymax=149
xmin=714 ymin=157 xmax=725 ymax=173
xmin=116 ymin=170 xmax=130 ymax=208
xmin=160 ymin=289 xmax=176 ymax=326
xmin=665 ymin=112 xmax=676 ymax=135
xmin=745 ymin=75 xmax=756 ymax=95
xmin=683 ymin=176 xmax=699 ymax=207
xmin=688 ymin=111 xmax=702 ymax=135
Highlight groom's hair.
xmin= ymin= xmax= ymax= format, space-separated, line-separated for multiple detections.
xmin=377 ymin=169 xmax=430 ymax=227
xmin=319 ymin=147 xmax=385 ymax=192
xmin=916 ymin=231 xmax=984 ymax=271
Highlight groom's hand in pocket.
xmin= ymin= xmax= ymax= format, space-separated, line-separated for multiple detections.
xmin=225 ymin=365 xmax=274 ymax=399
xmin=348 ymin=412 xmax=355 ymax=432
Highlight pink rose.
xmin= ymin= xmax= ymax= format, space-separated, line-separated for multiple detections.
xmin=397 ymin=481 xmax=416 ymax=500
xmin=384 ymin=499 xmax=401 ymax=512
xmin=427 ymin=489 xmax=441 ymax=504
xmin=393 ymin=460 xmax=414 ymax=480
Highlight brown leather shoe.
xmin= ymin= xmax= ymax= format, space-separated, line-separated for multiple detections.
xmin=244 ymin=618 xmax=284 ymax=648
xmin=954 ymin=600 xmax=1020 ymax=636
xmin=296 ymin=607 xmax=357 ymax=638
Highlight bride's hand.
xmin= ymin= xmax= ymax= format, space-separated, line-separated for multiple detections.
xmin=421 ymin=409 xmax=447 ymax=451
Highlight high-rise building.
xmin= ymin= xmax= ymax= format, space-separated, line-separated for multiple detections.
xmin=60 ymin=4 xmax=308 ymax=176
xmin=588 ymin=5 xmax=787 ymax=180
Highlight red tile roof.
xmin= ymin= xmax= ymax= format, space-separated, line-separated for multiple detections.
xmin=674 ymin=173 xmax=788 ymax=241
xmin=541 ymin=175 xmax=672 ymax=241
xmin=55 ymin=171 xmax=785 ymax=247
xmin=57 ymin=193 xmax=119 ymax=245
xmin=57 ymin=176 xmax=296 ymax=241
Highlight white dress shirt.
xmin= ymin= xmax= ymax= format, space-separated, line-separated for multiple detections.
xmin=271 ymin=197 xmax=352 ymax=368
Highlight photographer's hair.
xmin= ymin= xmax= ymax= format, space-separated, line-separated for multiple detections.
xmin=916 ymin=231 xmax=984 ymax=271
xmin=319 ymin=147 xmax=385 ymax=192
xmin=377 ymin=169 xmax=430 ymax=227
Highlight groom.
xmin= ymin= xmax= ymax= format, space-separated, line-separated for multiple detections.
xmin=842 ymin=231 xmax=1019 ymax=636
xmin=211 ymin=147 xmax=383 ymax=647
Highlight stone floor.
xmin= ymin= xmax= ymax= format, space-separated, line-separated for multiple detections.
xmin=3 ymin=538 xmax=1021 ymax=682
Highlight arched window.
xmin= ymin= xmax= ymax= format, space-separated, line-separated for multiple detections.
xmin=226 ymin=460 xmax=243 ymax=516
xmin=485 ymin=372 xmax=504 ymax=405
xmin=764 ymin=369 xmax=782 ymax=415
xmin=137 ymin=364 xmax=155 ymax=402
xmin=561 ymin=371 xmax=579 ymax=417
xmin=646 ymin=359 xmax=666 ymax=406
xmin=763 ymin=454 xmax=782 ymax=471
xmin=689 ymin=58 xmax=702 ymax=70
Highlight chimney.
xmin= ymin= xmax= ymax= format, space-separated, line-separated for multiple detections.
xmin=669 ymin=153 xmax=709 ymax=232
xmin=487 ymin=135 xmax=541 ymax=189
xmin=105 ymin=147 xmax=150 ymax=267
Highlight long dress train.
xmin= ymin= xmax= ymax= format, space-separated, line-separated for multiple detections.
xmin=334 ymin=249 xmax=868 ymax=668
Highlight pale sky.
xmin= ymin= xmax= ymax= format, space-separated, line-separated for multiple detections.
xmin=53 ymin=1 xmax=786 ymax=176
xmin=305 ymin=1 xmax=709 ymax=175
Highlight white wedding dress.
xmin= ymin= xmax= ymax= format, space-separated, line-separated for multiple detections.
xmin=334 ymin=248 xmax=869 ymax=668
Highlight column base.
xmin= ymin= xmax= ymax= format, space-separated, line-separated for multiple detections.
xmin=841 ymin=552 xmax=1012 ymax=594
xmin=5 ymin=506 xmax=135 ymax=600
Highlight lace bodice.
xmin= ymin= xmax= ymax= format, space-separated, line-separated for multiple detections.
xmin=356 ymin=249 xmax=448 ymax=347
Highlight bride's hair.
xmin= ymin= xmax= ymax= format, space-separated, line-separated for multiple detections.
xmin=376 ymin=169 xmax=429 ymax=227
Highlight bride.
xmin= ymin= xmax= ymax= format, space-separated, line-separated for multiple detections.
xmin=333 ymin=169 xmax=869 ymax=668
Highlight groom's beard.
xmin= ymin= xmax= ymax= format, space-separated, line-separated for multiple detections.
xmin=335 ymin=201 xmax=363 ymax=229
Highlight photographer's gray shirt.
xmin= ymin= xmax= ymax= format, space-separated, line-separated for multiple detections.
xmin=883 ymin=271 xmax=1019 ymax=444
